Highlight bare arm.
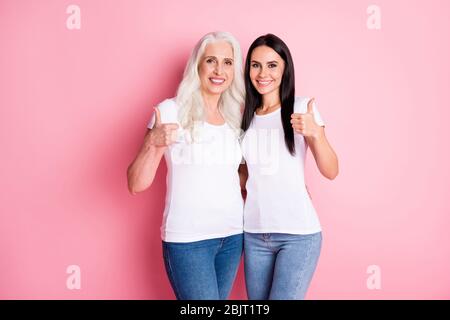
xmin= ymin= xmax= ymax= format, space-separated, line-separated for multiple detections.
xmin=238 ymin=163 xmax=248 ymax=200
xmin=127 ymin=129 xmax=166 ymax=194
xmin=305 ymin=127 xmax=339 ymax=180
xmin=291 ymin=98 xmax=339 ymax=180
xmin=127 ymin=107 xmax=179 ymax=195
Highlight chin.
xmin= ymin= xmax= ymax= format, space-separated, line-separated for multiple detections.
xmin=207 ymin=86 xmax=227 ymax=95
xmin=256 ymin=87 xmax=272 ymax=95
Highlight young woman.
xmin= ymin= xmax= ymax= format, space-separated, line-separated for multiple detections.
xmin=127 ymin=32 xmax=245 ymax=300
xmin=240 ymin=34 xmax=339 ymax=300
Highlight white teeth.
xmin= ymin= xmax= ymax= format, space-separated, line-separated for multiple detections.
xmin=210 ymin=78 xmax=225 ymax=84
xmin=258 ymin=80 xmax=272 ymax=85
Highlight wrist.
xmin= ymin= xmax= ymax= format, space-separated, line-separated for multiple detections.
xmin=311 ymin=127 xmax=325 ymax=141
xmin=144 ymin=131 xmax=156 ymax=147
xmin=144 ymin=133 xmax=165 ymax=151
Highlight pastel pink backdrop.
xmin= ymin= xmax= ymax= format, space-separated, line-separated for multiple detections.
xmin=1 ymin=0 xmax=449 ymax=299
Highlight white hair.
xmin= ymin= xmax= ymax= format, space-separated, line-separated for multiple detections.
xmin=175 ymin=31 xmax=244 ymax=139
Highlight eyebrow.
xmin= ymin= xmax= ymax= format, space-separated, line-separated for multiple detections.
xmin=251 ymin=60 xmax=278 ymax=64
xmin=204 ymin=56 xmax=234 ymax=61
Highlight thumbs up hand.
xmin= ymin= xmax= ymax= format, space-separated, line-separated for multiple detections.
xmin=149 ymin=107 xmax=179 ymax=147
xmin=290 ymin=98 xmax=320 ymax=139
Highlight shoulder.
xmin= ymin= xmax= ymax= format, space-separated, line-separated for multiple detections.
xmin=156 ymin=98 xmax=179 ymax=123
xmin=157 ymin=97 xmax=178 ymax=112
xmin=293 ymin=96 xmax=313 ymax=113
xmin=294 ymin=96 xmax=325 ymax=126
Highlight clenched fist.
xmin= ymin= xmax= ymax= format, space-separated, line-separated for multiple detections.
xmin=149 ymin=107 xmax=179 ymax=147
xmin=290 ymin=98 xmax=320 ymax=138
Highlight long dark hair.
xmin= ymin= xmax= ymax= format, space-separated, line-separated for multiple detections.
xmin=241 ymin=34 xmax=296 ymax=155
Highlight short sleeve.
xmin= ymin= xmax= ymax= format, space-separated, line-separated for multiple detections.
xmin=147 ymin=113 xmax=156 ymax=129
xmin=147 ymin=98 xmax=179 ymax=129
xmin=294 ymin=96 xmax=325 ymax=127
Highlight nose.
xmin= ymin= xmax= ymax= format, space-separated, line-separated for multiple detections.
xmin=258 ymin=66 xmax=268 ymax=78
xmin=214 ymin=62 xmax=224 ymax=75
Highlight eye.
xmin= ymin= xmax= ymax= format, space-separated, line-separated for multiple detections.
xmin=251 ymin=63 xmax=260 ymax=68
xmin=206 ymin=58 xmax=215 ymax=64
xmin=268 ymin=63 xmax=277 ymax=68
xmin=225 ymin=60 xmax=233 ymax=66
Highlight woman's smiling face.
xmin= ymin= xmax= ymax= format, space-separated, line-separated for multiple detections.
xmin=198 ymin=41 xmax=235 ymax=96
xmin=249 ymin=45 xmax=285 ymax=96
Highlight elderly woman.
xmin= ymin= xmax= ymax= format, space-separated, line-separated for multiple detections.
xmin=127 ymin=32 xmax=245 ymax=300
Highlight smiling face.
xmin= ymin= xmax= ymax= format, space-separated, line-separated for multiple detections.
xmin=198 ymin=41 xmax=234 ymax=96
xmin=249 ymin=45 xmax=285 ymax=96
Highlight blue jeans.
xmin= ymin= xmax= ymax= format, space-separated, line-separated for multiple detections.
xmin=162 ymin=233 xmax=243 ymax=300
xmin=244 ymin=232 xmax=322 ymax=300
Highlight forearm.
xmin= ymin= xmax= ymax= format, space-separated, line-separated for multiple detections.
xmin=306 ymin=130 xmax=339 ymax=180
xmin=127 ymin=132 xmax=166 ymax=194
xmin=238 ymin=163 xmax=248 ymax=200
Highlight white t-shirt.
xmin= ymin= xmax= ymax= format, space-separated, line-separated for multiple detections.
xmin=147 ymin=98 xmax=244 ymax=243
xmin=241 ymin=97 xmax=325 ymax=235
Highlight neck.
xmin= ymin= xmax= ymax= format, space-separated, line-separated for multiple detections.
xmin=261 ymin=90 xmax=281 ymax=111
xmin=202 ymin=92 xmax=221 ymax=112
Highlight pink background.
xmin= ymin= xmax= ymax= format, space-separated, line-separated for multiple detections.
xmin=1 ymin=0 xmax=449 ymax=299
